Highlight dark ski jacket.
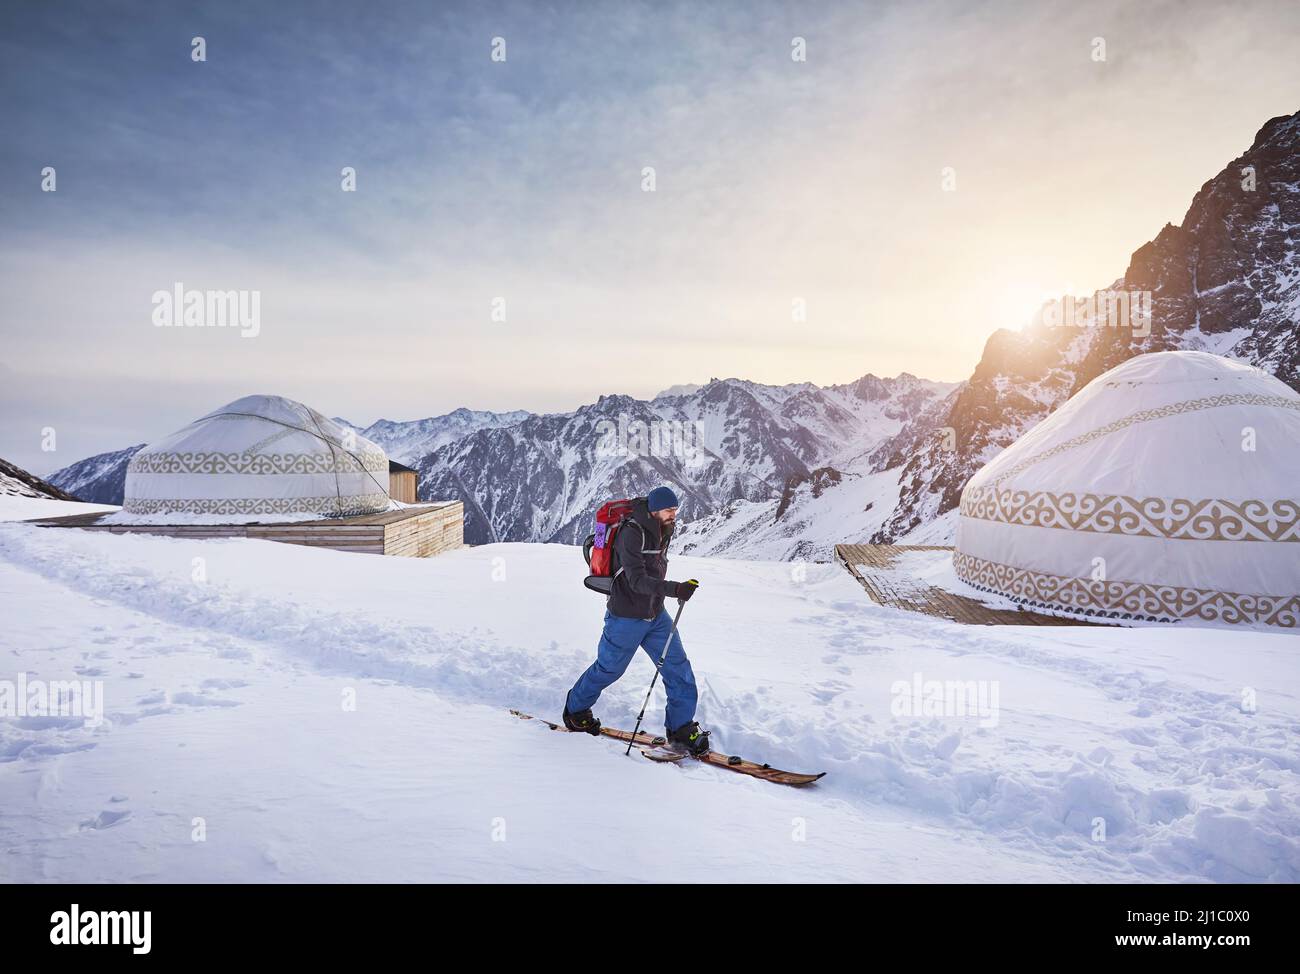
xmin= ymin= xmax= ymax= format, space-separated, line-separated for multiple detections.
xmin=608 ymin=498 xmax=677 ymax=620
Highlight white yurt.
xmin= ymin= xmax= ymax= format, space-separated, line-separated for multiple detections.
xmin=124 ymin=395 xmax=391 ymax=518
xmin=954 ymin=351 xmax=1300 ymax=628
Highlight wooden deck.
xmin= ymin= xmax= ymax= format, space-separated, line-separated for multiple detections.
xmin=834 ymin=544 xmax=1100 ymax=627
xmin=26 ymin=501 xmax=464 ymax=558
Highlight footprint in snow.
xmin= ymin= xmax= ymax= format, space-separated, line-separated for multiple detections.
xmin=0 ymin=739 xmax=35 ymax=761
xmin=171 ymin=692 xmax=240 ymax=708
xmin=29 ymin=742 xmax=97 ymax=757
xmin=812 ymin=681 xmax=852 ymax=704
xmin=113 ymin=705 xmax=174 ymax=725
xmin=15 ymin=716 xmax=87 ymax=731
xmin=80 ymin=810 xmax=131 ymax=831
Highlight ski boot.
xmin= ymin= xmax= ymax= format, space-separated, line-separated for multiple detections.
xmin=667 ymin=720 xmax=711 ymax=756
xmin=562 ymin=706 xmax=602 ymax=736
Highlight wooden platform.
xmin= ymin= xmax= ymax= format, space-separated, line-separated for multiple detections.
xmin=834 ymin=544 xmax=1100 ymax=627
xmin=26 ymin=502 xmax=464 ymax=558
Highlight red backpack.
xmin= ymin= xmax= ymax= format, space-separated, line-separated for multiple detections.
xmin=582 ymin=498 xmax=639 ymax=594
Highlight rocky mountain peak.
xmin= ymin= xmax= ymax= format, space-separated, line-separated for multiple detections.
xmin=872 ymin=106 xmax=1300 ymax=544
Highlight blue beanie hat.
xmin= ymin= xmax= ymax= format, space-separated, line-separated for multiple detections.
xmin=646 ymin=486 xmax=680 ymax=512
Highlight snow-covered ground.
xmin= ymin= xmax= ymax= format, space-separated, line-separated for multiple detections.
xmin=1 ymin=507 xmax=1297 ymax=882
xmin=0 ymin=496 xmax=120 ymax=521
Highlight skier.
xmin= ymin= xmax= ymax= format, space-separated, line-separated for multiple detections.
xmin=562 ymin=486 xmax=709 ymax=754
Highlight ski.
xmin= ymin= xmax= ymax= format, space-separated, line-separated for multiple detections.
xmin=510 ymin=710 xmax=825 ymax=786
xmin=689 ymin=750 xmax=825 ymax=786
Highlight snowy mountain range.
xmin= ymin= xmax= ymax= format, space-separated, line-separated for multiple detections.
xmin=45 ymin=444 xmax=145 ymax=506
xmin=412 ymin=373 xmax=956 ymax=548
xmin=43 ymin=109 xmax=1300 ymax=559
xmin=353 ymin=407 xmax=532 ymax=464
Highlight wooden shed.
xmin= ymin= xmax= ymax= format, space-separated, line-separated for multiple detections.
xmin=388 ymin=460 xmax=419 ymax=504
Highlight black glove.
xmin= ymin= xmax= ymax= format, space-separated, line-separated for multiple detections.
xmin=673 ymin=579 xmax=699 ymax=602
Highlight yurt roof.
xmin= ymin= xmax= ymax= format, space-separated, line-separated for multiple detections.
xmin=965 ymin=351 xmax=1300 ymax=499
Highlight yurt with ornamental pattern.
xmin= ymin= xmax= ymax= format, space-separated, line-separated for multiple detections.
xmin=124 ymin=395 xmax=391 ymax=518
xmin=953 ymin=351 xmax=1300 ymax=628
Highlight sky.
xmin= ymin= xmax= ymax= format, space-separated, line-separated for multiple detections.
xmin=2 ymin=0 xmax=1299 ymax=474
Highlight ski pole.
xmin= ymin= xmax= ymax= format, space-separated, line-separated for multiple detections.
xmin=625 ymin=598 xmax=687 ymax=755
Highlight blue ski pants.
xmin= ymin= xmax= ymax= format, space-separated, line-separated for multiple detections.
xmin=566 ymin=608 xmax=697 ymax=733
